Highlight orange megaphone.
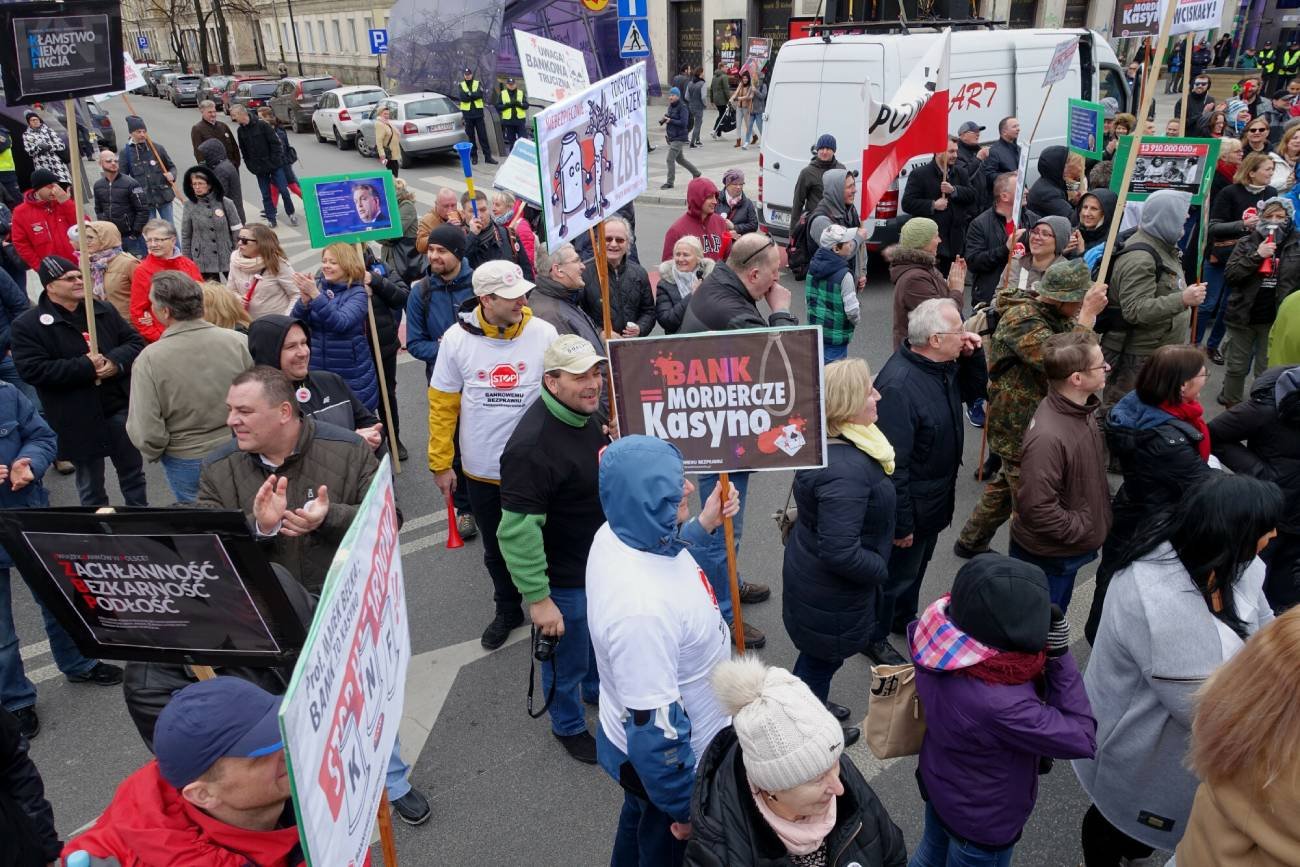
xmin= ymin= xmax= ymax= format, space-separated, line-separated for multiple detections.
xmin=445 ymin=492 xmax=464 ymax=549
xmin=1261 ymin=227 xmax=1277 ymax=275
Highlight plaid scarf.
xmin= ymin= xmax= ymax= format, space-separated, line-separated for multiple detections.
xmin=909 ymin=594 xmax=997 ymax=672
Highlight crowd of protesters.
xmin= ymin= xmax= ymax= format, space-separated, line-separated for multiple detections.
xmin=2 ymin=69 xmax=1300 ymax=867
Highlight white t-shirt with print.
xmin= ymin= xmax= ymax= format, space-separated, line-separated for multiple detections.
xmin=585 ymin=523 xmax=731 ymax=761
xmin=428 ymin=314 xmax=558 ymax=481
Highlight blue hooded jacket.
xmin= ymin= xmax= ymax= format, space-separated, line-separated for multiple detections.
xmin=405 ymin=258 xmax=475 ymax=380
xmin=1107 ymin=389 xmax=1177 ymax=432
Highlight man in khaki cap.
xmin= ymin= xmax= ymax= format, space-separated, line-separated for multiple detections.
xmin=497 ymin=334 xmax=610 ymax=764
xmin=427 ymin=260 xmax=559 ymax=650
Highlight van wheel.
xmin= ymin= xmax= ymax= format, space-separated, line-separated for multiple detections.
xmin=334 ymin=127 xmax=352 ymax=150
xmin=314 ymin=123 xmax=327 ymax=143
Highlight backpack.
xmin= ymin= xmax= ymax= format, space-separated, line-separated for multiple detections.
xmin=1090 ymin=232 xmax=1178 ymax=334
xmin=786 ymin=211 xmax=818 ymax=280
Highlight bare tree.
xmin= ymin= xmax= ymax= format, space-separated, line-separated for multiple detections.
xmin=146 ymin=0 xmax=192 ymax=69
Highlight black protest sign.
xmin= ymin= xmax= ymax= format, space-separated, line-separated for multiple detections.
xmin=610 ymin=326 xmax=827 ymax=474
xmin=0 ymin=508 xmax=305 ymax=667
xmin=0 ymin=0 xmax=124 ymax=104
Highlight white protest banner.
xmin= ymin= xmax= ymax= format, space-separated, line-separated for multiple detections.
xmin=280 ymin=456 xmax=408 ymax=867
xmin=534 ymin=61 xmax=647 ymax=247
xmin=1166 ymin=0 xmax=1227 ymax=34
xmin=1012 ymin=144 xmax=1032 ymax=231
xmin=493 ymin=138 xmax=542 ymax=207
xmin=1114 ymin=0 xmax=1225 ymax=37
xmin=514 ymin=30 xmax=591 ymax=104
xmin=93 ymin=52 xmax=146 ymax=101
xmin=1043 ymin=38 xmax=1079 ymax=87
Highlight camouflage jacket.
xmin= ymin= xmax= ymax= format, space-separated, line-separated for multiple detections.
xmin=986 ymin=297 xmax=1090 ymax=461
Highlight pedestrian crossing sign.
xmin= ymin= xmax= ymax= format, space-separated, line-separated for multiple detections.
xmin=618 ymin=18 xmax=650 ymax=59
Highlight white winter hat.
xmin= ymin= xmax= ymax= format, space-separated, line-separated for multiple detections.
xmin=711 ymin=656 xmax=843 ymax=792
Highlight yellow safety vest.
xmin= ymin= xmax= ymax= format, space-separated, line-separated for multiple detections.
xmin=1260 ymin=49 xmax=1276 ymax=73
xmin=1283 ymin=49 xmax=1300 ymax=72
xmin=0 ymin=143 xmax=13 ymax=174
xmin=499 ymin=87 xmax=527 ymax=121
xmin=458 ymin=80 xmax=484 ymax=112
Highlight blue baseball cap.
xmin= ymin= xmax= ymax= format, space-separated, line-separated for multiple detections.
xmin=154 ymin=677 xmax=284 ymax=788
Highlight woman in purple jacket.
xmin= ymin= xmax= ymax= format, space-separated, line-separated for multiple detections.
xmin=907 ymin=554 xmax=1097 ymax=867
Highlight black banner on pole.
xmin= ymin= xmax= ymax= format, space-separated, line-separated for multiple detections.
xmin=0 ymin=0 xmax=125 ymax=105
xmin=0 ymin=508 xmax=306 ymax=667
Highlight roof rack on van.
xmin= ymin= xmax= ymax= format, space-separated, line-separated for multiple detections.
xmin=804 ymin=17 xmax=1005 ymax=37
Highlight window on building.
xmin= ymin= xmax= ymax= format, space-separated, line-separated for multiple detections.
xmin=298 ymin=22 xmax=311 ymax=52
xmin=263 ymin=23 xmax=273 ymax=49
xmin=333 ymin=21 xmax=342 ymax=54
xmin=281 ymin=22 xmax=289 ymax=50
xmin=364 ymin=16 xmax=372 ymax=33
xmin=348 ymin=19 xmax=358 ymax=52
xmin=317 ymin=21 xmax=326 ymax=52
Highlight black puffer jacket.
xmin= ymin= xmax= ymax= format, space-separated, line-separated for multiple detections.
xmin=362 ymin=249 xmax=410 ymax=363
xmin=685 ymin=727 xmax=908 ymax=867
xmin=582 ymin=255 xmax=655 ymax=336
xmin=964 ymin=205 xmax=1012 ymax=306
xmin=983 ymin=136 xmax=1020 ymax=192
xmin=0 ymin=708 xmax=60 ymax=867
xmin=873 ymin=343 xmax=963 ymax=538
xmin=233 ymin=116 xmax=284 ymax=176
xmin=1222 ymin=223 xmax=1300 ymax=326
xmin=716 ymin=191 xmax=758 ymax=235
xmin=782 ymin=439 xmax=896 ymax=661
xmin=678 ymin=263 xmax=798 ymax=333
xmin=1026 ymin=146 xmax=1076 ymax=222
xmin=1209 ymin=365 xmax=1300 ymax=534
xmin=119 ymin=139 xmax=177 ymax=207
xmin=901 ymin=157 xmax=978 ymax=260
xmin=92 ymin=172 xmax=149 ymax=241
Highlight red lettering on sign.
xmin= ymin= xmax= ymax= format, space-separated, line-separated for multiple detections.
xmin=950 ymin=81 xmax=998 ymax=111
xmin=489 ymin=364 xmax=519 ymax=389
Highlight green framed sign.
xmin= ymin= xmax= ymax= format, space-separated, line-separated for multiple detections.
xmin=1110 ymin=136 xmax=1221 ymax=205
xmin=299 ymin=170 xmax=403 ymax=247
xmin=1067 ymin=99 xmax=1104 ymax=161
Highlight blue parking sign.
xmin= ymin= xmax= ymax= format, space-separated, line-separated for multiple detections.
xmin=137 ymin=35 xmax=149 ymax=51
xmin=368 ymin=28 xmax=388 ymax=55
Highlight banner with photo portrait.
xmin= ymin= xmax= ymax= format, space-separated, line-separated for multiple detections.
xmin=533 ymin=62 xmax=647 ymax=248
xmin=609 ymin=327 xmax=827 ymax=474
xmin=1110 ymin=136 xmax=1219 ymax=204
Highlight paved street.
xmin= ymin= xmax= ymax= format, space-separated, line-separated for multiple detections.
xmin=12 ymin=89 xmax=1216 ymax=865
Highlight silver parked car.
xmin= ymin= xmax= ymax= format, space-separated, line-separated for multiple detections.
xmin=355 ymin=93 xmax=467 ymax=168
xmin=312 ymin=86 xmax=387 ymax=150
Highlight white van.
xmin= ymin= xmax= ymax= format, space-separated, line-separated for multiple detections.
xmin=758 ymin=26 xmax=1131 ymax=248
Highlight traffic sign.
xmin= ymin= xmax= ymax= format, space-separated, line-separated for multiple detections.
xmin=136 ymin=35 xmax=149 ymax=51
xmin=617 ymin=0 xmax=645 ymax=16
xmin=618 ymin=18 xmax=650 ymax=59
xmin=368 ymin=28 xmax=388 ymax=55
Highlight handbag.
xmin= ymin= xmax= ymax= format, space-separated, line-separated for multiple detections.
xmin=772 ymin=481 xmax=796 ymax=545
xmin=864 ymin=662 xmax=926 ymax=759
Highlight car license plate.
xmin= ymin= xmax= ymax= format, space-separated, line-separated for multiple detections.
xmin=768 ymin=208 xmax=790 ymax=229
xmin=429 ymin=121 xmax=453 ymax=133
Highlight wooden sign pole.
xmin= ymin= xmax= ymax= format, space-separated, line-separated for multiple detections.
xmin=357 ymin=242 xmax=402 ymax=472
xmin=718 ymin=472 xmax=745 ymax=651
xmin=64 ymin=98 xmax=98 ymax=356
xmin=376 ymin=793 xmax=400 ymax=866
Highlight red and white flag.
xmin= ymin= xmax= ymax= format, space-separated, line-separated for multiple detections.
xmin=860 ymin=30 xmax=952 ymax=217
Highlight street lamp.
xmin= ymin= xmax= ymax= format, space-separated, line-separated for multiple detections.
xmin=264 ymin=0 xmax=287 ymax=64
xmin=283 ymin=0 xmax=303 ymax=74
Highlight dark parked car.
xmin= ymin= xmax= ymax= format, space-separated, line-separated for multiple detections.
xmin=144 ymin=66 xmax=174 ymax=97
xmin=269 ymin=75 xmax=340 ymax=133
xmin=83 ymin=99 xmax=116 ymax=151
xmin=229 ymin=80 xmax=279 ymax=114
xmin=200 ymin=75 xmax=233 ymax=106
xmin=221 ymin=75 xmax=274 ymax=113
xmin=170 ymin=74 xmax=203 ymax=107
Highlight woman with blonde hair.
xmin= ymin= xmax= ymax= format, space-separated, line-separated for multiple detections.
xmin=82 ymin=221 xmax=138 ymax=320
xmin=201 ymin=282 xmax=251 ymax=333
xmin=489 ymin=189 xmax=536 ymax=269
xmin=780 ymin=357 xmax=894 ymax=743
xmin=227 ymin=223 xmax=298 ymax=320
xmin=1273 ymin=119 xmax=1300 ymax=189
xmin=1176 ymin=607 xmax=1300 ymax=866
xmin=655 ymin=234 xmax=714 ymax=334
xmin=291 ymin=242 xmax=378 ymax=410
xmin=379 ymin=178 xmax=422 ymax=283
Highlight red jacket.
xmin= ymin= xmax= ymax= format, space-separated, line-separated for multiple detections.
xmin=64 ymin=760 xmax=307 ymax=867
xmin=661 ymin=177 xmax=732 ymax=263
xmin=10 ymin=191 xmax=77 ymax=270
xmin=130 ymin=253 xmax=203 ymax=342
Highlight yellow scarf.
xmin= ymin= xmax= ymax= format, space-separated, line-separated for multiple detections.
xmin=837 ymin=422 xmax=895 ymax=475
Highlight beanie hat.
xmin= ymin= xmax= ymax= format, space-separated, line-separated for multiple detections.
xmin=37 ymin=255 xmax=78 ymax=287
xmin=669 ymin=86 xmax=682 ymax=97
xmin=711 ymin=657 xmax=843 ymax=792
xmin=426 ymin=224 xmax=467 ymax=261
xmin=1033 ymin=215 xmax=1074 ymax=256
xmin=722 ymin=168 xmax=745 ymax=186
xmin=126 ymin=115 xmax=147 ymax=133
xmin=1037 ymin=258 xmax=1092 ymax=302
xmin=899 ymin=216 xmax=939 ymax=250
xmin=819 ymin=223 xmax=855 ymax=250
xmin=29 ymin=169 xmax=59 ymax=191
xmin=815 ymin=133 xmax=837 ymax=151
xmin=949 ymin=554 xmax=1050 ymax=654
xmin=1259 ymin=194 xmax=1296 ymax=222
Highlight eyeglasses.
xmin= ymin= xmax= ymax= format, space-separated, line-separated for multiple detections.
xmin=143 ymin=236 xmax=172 ymax=245
xmin=1082 ymin=363 xmax=1110 ymax=372
xmin=1029 ymin=229 xmax=1056 ymax=239
xmin=1249 ymin=126 xmax=1268 ymax=133
xmin=604 ymin=236 xmax=627 ymax=245
xmin=739 ymin=236 xmax=776 ymax=266
xmin=237 ymin=237 xmax=256 ymax=245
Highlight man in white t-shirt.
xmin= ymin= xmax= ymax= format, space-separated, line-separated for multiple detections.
xmin=586 ymin=435 xmax=738 ymax=865
xmin=427 ymin=259 xmax=559 ymax=650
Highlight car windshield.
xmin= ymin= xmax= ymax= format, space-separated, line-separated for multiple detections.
xmin=303 ymin=79 xmax=337 ymax=95
xmin=250 ymin=82 xmax=277 ymax=96
xmin=344 ymin=91 xmax=383 ymax=107
xmin=178 ymin=77 xmax=201 ymax=85
xmin=406 ymin=97 xmax=457 ymax=118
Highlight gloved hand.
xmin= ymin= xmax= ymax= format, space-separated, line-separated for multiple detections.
xmin=1045 ymin=604 xmax=1070 ymax=658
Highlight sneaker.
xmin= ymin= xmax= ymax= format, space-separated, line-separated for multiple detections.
xmin=1208 ymin=347 xmax=1225 ymax=365
xmin=740 ymin=144 xmax=748 ymax=150
xmin=13 ymin=706 xmax=38 ymax=739
xmin=953 ymin=539 xmax=992 ymax=560
xmin=65 ymin=662 xmax=123 ymax=685
xmin=391 ymin=787 xmax=431 ymax=825
xmin=863 ymin=640 xmax=908 ymax=667
xmin=54 ymin=460 xmax=75 ymax=475
xmin=554 ymin=730 xmax=598 ymax=764
xmin=826 ymin=701 xmax=851 ymax=721
xmin=660 ymin=183 xmax=673 ymax=190
xmin=287 ymin=214 xmax=299 ymax=227
xmin=737 ymin=582 xmax=771 ymax=604
xmin=731 ymin=621 xmax=766 ymax=649
xmin=966 ymin=399 xmax=986 ymax=428
xmin=484 ymin=157 xmax=499 ymax=165
xmin=842 ymin=726 xmax=862 ymax=748
xmin=456 ymin=512 xmax=478 ymax=541
xmin=480 ymin=610 xmax=524 ymax=650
